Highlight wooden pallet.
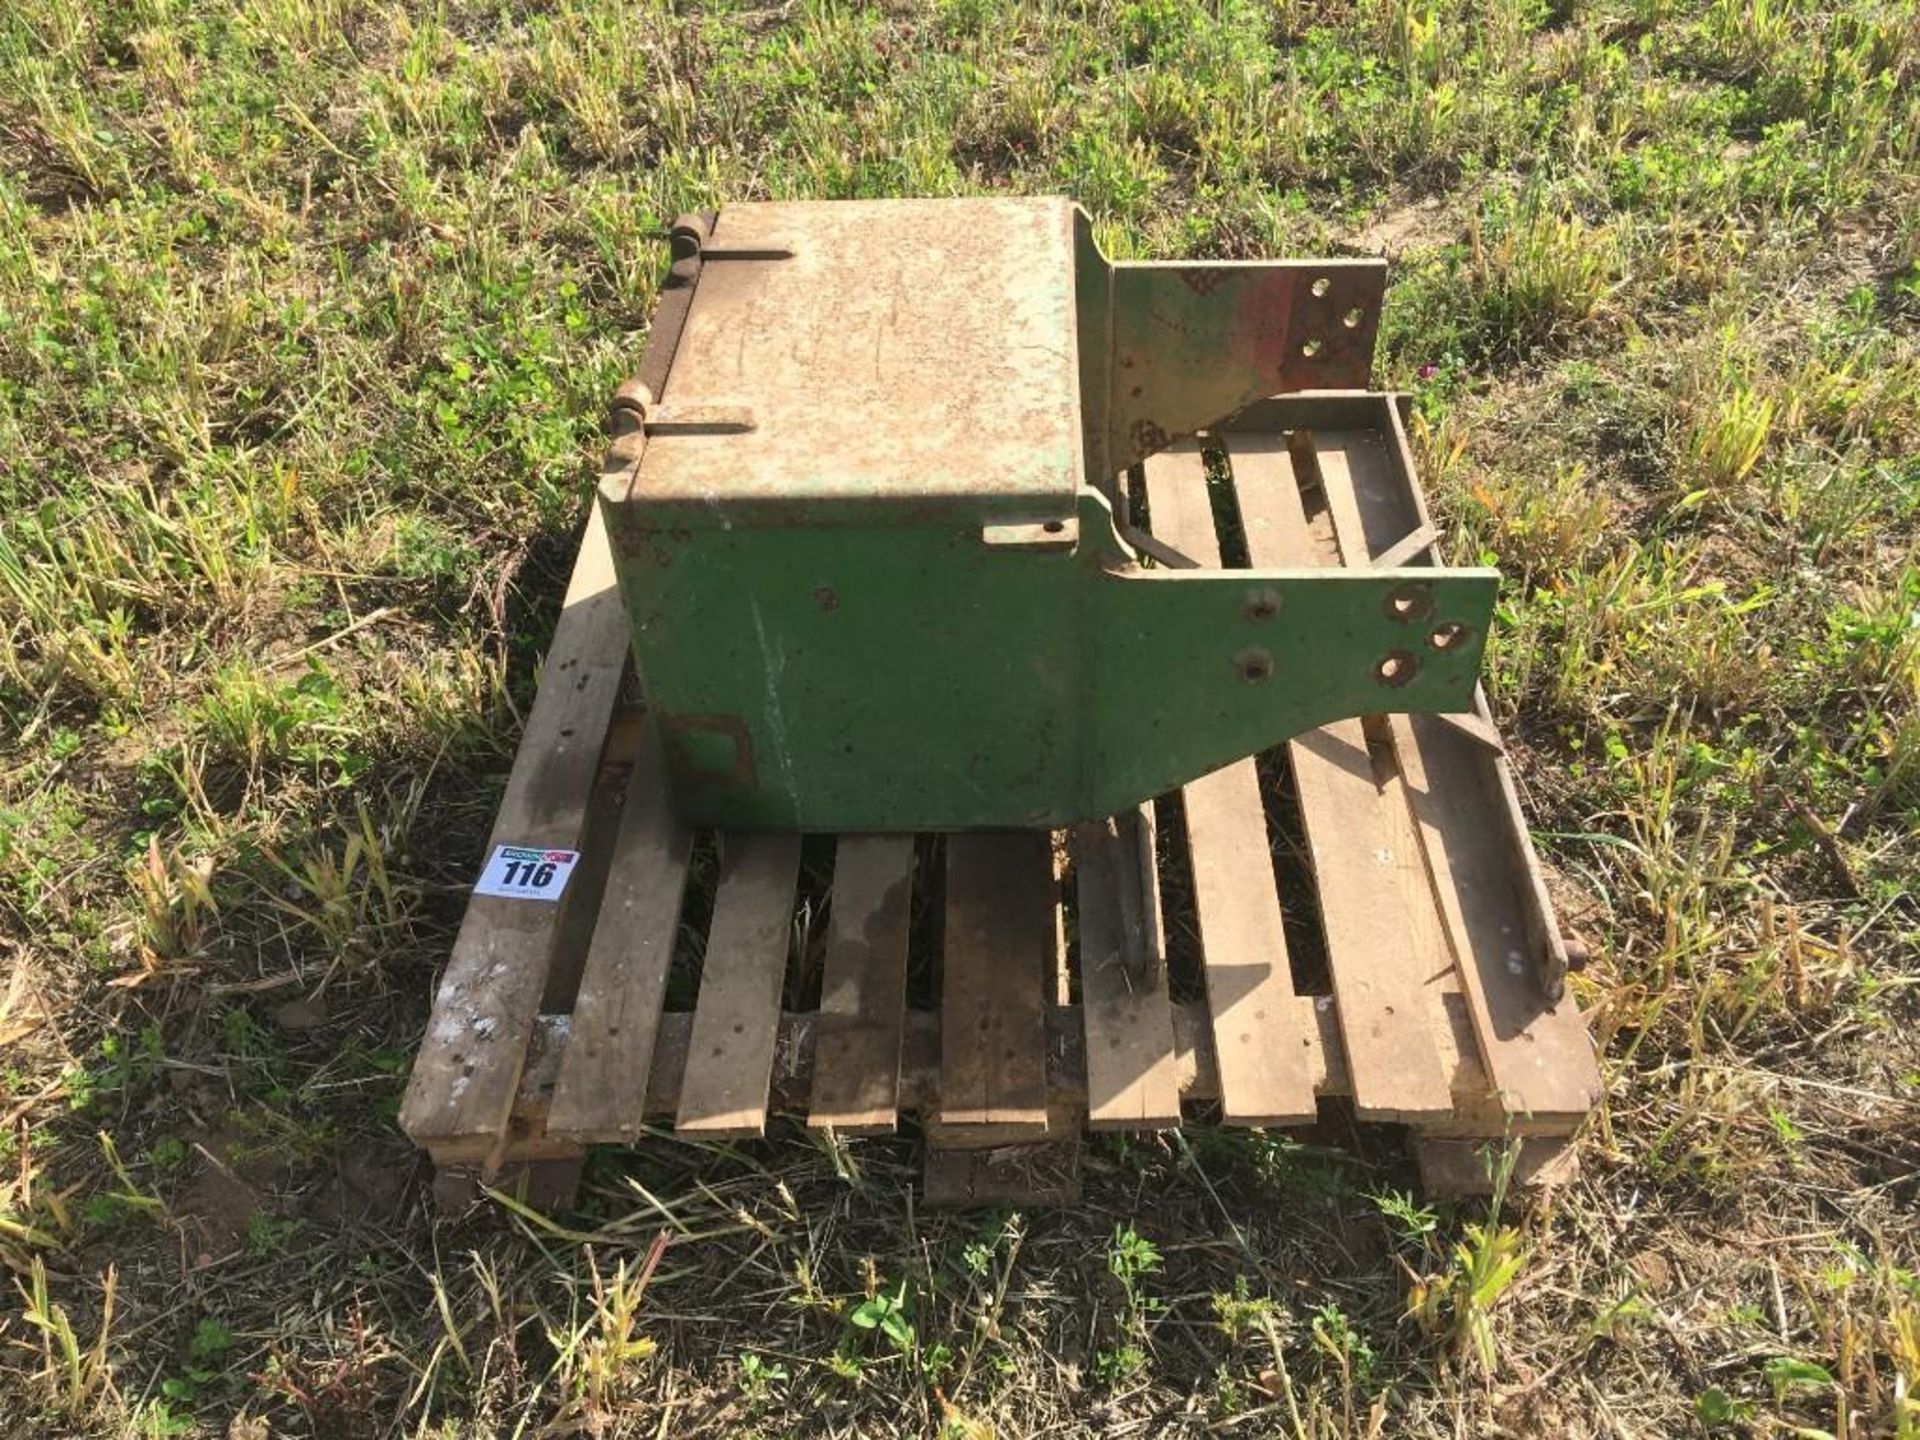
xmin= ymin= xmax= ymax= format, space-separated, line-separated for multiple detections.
xmin=399 ymin=393 xmax=1601 ymax=1208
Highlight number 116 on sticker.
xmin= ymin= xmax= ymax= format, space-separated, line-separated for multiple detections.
xmin=475 ymin=844 xmax=581 ymax=901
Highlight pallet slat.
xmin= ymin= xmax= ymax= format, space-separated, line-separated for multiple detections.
xmin=808 ymin=835 xmax=915 ymax=1134
xmin=1141 ymin=443 xmax=1318 ymax=1126
xmin=1225 ymin=432 xmax=1454 ymax=1121
xmin=1320 ymin=426 xmax=1602 ymax=1121
xmin=938 ymin=833 xmax=1053 ymax=1136
xmin=1075 ymin=821 xmax=1181 ymax=1129
xmin=674 ymin=834 xmax=804 ymax=1137
xmin=541 ymin=712 xmax=646 ymax=1013
xmin=400 ymin=504 xmax=634 ymax=1146
xmin=1385 ymin=402 xmax=1575 ymax=998
xmin=546 ymin=727 xmax=692 ymax=1142
xmin=1232 ymin=415 xmax=1515 ymax=1130
xmin=469 ymin=993 xmax=1591 ymax=1159
xmin=1391 ymin=717 xmax=1598 ymax=1120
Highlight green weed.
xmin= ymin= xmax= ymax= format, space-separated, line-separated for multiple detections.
xmin=14 ymin=1258 xmax=120 ymax=1422
xmin=0 ymin=0 xmax=1916 ymax=1433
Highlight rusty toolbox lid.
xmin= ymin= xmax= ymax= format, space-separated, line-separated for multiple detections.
xmin=632 ymin=197 xmax=1084 ymax=527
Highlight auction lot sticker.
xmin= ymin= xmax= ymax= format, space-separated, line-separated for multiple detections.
xmin=474 ymin=844 xmax=581 ymax=901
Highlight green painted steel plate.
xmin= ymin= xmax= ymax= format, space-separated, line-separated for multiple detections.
xmin=599 ymin=198 xmax=1498 ymax=831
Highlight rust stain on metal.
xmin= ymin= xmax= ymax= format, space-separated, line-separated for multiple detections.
xmin=1243 ymin=587 xmax=1282 ymax=621
xmin=1232 ymin=647 xmax=1274 ymax=684
xmin=1178 ymin=266 xmax=1235 ymax=296
xmin=1103 ymin=260 xmax=1387 ymax=473
xmin=1129 ymin=418 xmax=1170 ymax=455
xmin=643 ymin=403 xmax=756 ymax=435
xmin=637 ymin=198 xmax=1082 ymax=518
xmin=597 ymin=215 xmax=711 ymax=504
xmin=700 ymin=244 xmax=796 ymax=261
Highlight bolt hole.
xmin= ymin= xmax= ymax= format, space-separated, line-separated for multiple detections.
xmin=1384 ymin=582 xmax=1434 ymax=623
xmin=1430 ymin=621 xmax=1469 ymax=651
xmin=1376 ymin=650 xmax=1418 ymax=687
xmin=1042 ymin=519 xmax=1065 ymax=534
xmin=1310 ymin=276 xmax=1331 ymax=297
xmin=1343 ymin=306 xmax=1365 ymax=329
xmin=1301 ymin=337 xmax=1323 ymax=358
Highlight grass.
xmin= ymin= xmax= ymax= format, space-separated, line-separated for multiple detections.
xmin=2 ymin=0 xmax=1918 ymax=1435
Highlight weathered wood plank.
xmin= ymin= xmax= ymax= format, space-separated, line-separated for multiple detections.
xmin=1225 ymin=432 xmax=1454 ymax=1121
xmin=1389 ymin=715 xmax=1602 ymax=1121
xmin=1381 ymin=401 xmax=1573 ymax=995
xmin=1074 ymin=821 xmax=1181 ymax=1129
xmin=938 ymin=832 xmax=1053 ymax=1136
xmin=923 ymin=1141 xmax=1082 ymax=1208
xmin=1413 ymin=1134 xmax=1580 ymax=1197
xmin=546 ymin=727 xmax=692 ymax=1141
xmin=1141 ymin=442 xmax=1318 ymax=1125
xmin=674 ymin=834 xmax=804 ymax=1138
xmin=540 ymin=711 xmax=646 ymax=1013
xmin=429 ymin=1156 xmax=586 ymax=1214
xmin=401 ymin=503 xmax=634 ymax=1146
xmin=1319 ymin=425 xmax=1601 ymax=1122
xmin=441 ymin=990 xmax=1582 ymax=1182
xmin=446 ymin=993 xmax=1578 ymax=1166
xmin=808 ymin=835 xmax=915 ymax=1134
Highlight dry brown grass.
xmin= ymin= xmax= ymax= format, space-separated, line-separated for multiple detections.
xmin=2 ymin=0 xmax=1917 ymax=1434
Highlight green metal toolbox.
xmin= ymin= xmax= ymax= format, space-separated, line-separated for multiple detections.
xmin=596 ymin=197 xmax=1496 ymax=830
